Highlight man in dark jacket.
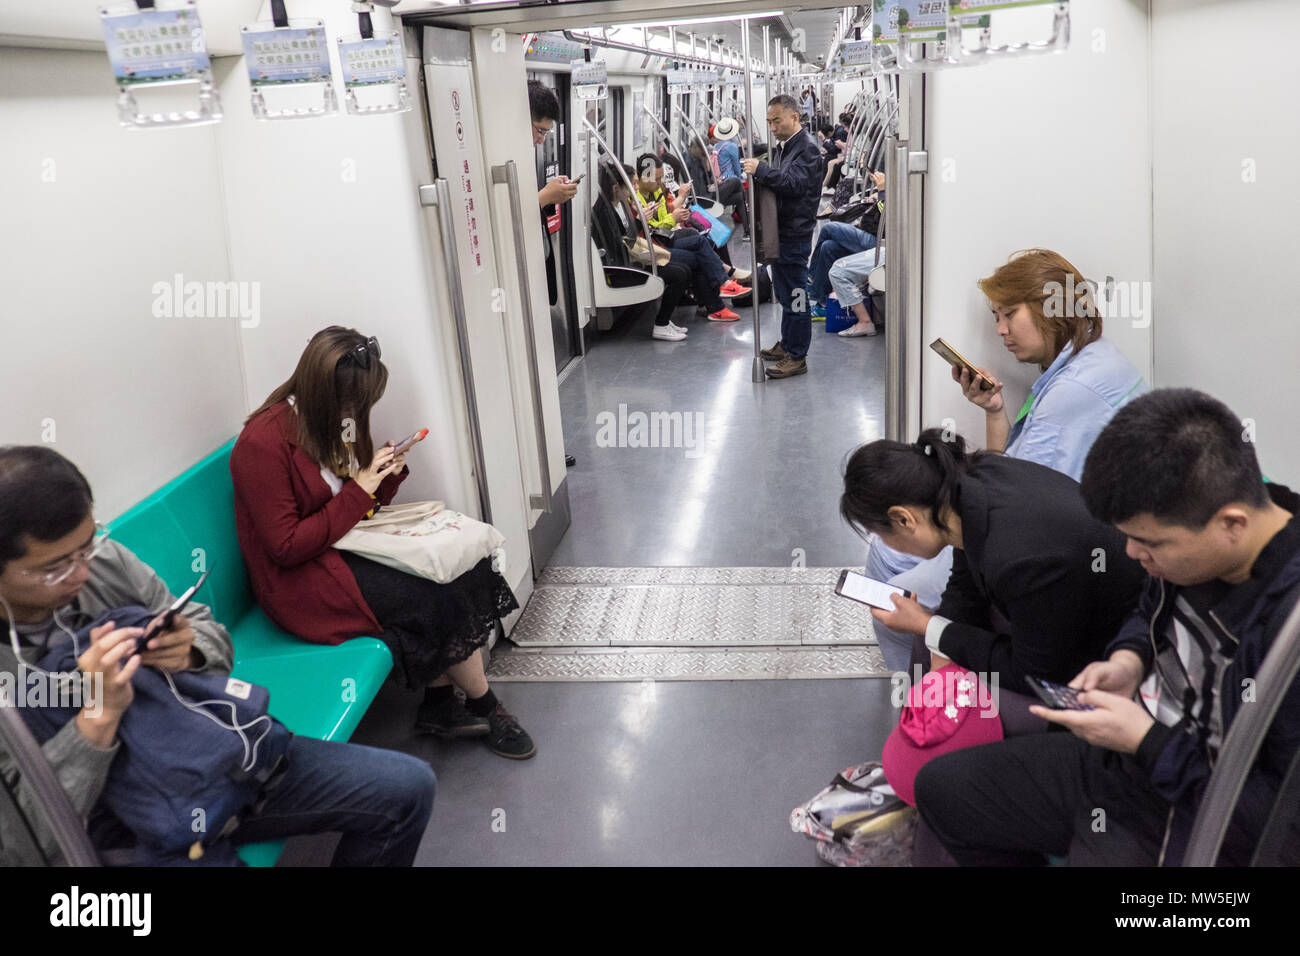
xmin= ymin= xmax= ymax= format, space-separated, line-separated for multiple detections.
xmin=742 ymin=94 xmax=822 ymax=379
xmin=914 ymin=389 xmax=1300 ymax=866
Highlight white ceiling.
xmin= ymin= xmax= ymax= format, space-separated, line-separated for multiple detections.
xmin=394 ymin=1 xmax=856 ymax=68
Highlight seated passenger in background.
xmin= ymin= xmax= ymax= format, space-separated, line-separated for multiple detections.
xmin=687 ymin=140 xmax=742 ymax=209
xmin=866 ymin=249 xmax=1148 ymax=671
xmin=806 ymin=170 xmax=883 ymax=318
xmin=823 ymin=112 xmax=853 ymax=190
xmin=840 ymin=428 xmax=1145 ymax=696
xmin=816 ymin=123 xmax=840 ymax=171
xmin=594 ymin=163 xmax=693 ymax=342
xmin=230 ymin=327 xmax=536 ymax=759
xmin=916 ymin=389 xmax=1300 ymax=866
xmin=635 ymin=152 xmax=749 ymax=278
xmin=0 ymin=447 xmax=435 ymax=865
xmin=633 ymin=154 xmax=748 ymax=322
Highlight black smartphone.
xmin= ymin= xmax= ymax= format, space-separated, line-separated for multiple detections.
xmin=1025 ymin=676 xmax=1095 ymax=711
xmin=135 ymin=568 xmax=212 ymax=655
xmin=835 ymin=569 xmax=914 ymax=611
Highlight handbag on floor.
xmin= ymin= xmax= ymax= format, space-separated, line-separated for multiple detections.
xmin=790 ymin=760 xmax=916 ymax=866
xmin=334 ymin=501 xmax=506 ymax=584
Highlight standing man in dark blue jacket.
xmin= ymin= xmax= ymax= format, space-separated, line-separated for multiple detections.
xmin=914 ymin=389 xmax=1300 ymax=866
xmin=742 ymin=94 xmax=822 ymax=380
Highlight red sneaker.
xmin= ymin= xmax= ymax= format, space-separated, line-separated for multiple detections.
xmin=708 ymin=307 xmax=740 ymax=322
xmin=719 ymin=280 xmax=751 ymax=298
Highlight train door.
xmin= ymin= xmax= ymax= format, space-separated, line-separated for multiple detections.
xmin=527 ymin=69 xmax=582 ymax=374
xmin=421 ymin=26 xmax=571 ymax=579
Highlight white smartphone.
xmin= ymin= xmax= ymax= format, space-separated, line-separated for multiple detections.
xmin=835 ymin=569 xmax=913 ymax=611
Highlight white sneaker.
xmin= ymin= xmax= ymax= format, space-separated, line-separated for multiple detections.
xmin=729 ymin=267 xmax=753 ymax=283
xmin=652 ymin=325 xmax=687 ymax=341
xmin=667 ymin=321 xmax=689 ymax=335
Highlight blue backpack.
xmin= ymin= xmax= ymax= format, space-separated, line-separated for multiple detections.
xmin=20 ymin=606 xmax=292 ymax=865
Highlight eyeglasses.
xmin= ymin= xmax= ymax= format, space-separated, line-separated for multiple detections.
xmin=19 ymin=523 xmax=110 ymax=587
xmin=344 ymin=336 xmax=381 ymax=370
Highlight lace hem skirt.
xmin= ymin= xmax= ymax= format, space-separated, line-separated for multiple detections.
xmin=338 ymin=550 xmax=519 ymax=689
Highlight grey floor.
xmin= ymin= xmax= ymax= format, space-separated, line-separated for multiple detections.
xmin=282 ymin=230 xmax=902 ymax=867
xmin=551 ymin=242 xmax=888 ymax=568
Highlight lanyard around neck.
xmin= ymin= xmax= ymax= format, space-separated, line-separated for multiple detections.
xmin=1014 ymin=393 xmax=1036 ymax=425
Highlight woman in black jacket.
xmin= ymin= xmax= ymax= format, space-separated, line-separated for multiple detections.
xmin=840 ymin=428 xmax=1146 ymax=694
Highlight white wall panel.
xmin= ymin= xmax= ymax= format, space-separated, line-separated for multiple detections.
xmin=922 ymin=0 xmax=1153 ymax=449
xmin=0 ymin=47 xmax=246 ymax=519
xmin=1150 ymin=0 xmax=1300 ymax=484
xmin=214 ymin=3 xmax=477 ymax=521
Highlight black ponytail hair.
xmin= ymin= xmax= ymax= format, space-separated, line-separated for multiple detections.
xmin=839 ymin=427 xmax=977 ymax=539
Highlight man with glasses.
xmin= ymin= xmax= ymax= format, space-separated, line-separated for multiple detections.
xmin=529 ymin=80 xmax=578 ymax=210
xmin=0 ymin=446 xmax=435 ymax=866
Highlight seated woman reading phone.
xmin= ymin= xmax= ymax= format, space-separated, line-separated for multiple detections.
xmin=229 ymin=327 xmax=535 ymax=759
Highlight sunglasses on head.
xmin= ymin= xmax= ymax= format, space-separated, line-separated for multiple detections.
xmin=343 ymin=336 xmax=381 ymax=369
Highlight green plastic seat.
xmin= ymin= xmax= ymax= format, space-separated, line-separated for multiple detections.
xmin=109 ymin=438 xmax=394 ymax=866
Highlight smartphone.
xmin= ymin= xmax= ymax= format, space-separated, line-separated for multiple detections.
xmin=392 ymin=428 xmax=429 ymax=455
xmin=835 ymin=569 xmax=914 ymax=611
xmin=135 ymin=568 xmax=212 ymax=655
xmin=1024 ymin=676 xmax=1096 ymax=711
xmin=930 ymin=337 xmax=994 ymax=391
xmin=571 ymin=172 xmax=587 ymax=185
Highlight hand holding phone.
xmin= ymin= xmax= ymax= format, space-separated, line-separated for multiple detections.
xmin=835 ymin=570 xmax=913 ymax=611
xmin=1025 ymin=676 xmax=1096 ymax=711
xmin=930 ymin=338 xmax=995 ymax=392
xmin=135 ymin=568 xmax=212 ymax=656
xmin=391 ymin=428 xmax=429 ymax=455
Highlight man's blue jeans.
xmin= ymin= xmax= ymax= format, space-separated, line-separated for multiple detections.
xmin=231 ymin=735 xmax=436 ymax=866
xmin=772 ymin=239 xmax=813 ymax=359
xmin=809 ymin=221 xmax=875 ymax=302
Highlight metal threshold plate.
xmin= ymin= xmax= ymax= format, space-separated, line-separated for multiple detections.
xmin=488 ymin=567 xmax=892 ymax=682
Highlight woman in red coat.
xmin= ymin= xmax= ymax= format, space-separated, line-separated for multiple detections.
xmin=230 ymin=326 xmax=534 ymax=759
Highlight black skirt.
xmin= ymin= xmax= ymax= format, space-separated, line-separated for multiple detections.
xmin=338 ymin=550 xmax=519 ymax=689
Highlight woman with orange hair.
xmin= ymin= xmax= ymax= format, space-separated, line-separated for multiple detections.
xmin=951 ymin=248 xmax=1147 ymax=477
xmin=865 ymin=250 xmax=1147 ymax=674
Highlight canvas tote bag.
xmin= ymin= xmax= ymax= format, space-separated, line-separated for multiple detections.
xmin=334 ymin=501 xmax=505 ymax=584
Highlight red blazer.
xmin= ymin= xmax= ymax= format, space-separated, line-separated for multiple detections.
xmin=230 ymin=401 xmax=407 ymax=645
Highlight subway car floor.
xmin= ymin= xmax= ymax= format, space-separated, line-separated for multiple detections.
xmin=277 ymin=238 xmax=901 ymax=866
xmin=551 ymin=241 xmax=888 ymax=568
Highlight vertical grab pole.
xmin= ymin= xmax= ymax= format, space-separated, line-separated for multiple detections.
xmin=742 ymin=22 xmax=763 ymax=384
xmin=420 ymin=179 xmax=495 ymax=523
xmin=762 ymin=23 xmax=771 ymax=111
xmin=884 ymin=138 xmax=909 ymax=443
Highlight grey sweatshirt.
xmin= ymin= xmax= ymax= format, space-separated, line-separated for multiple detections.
xmin=1 ymin=540 xmax=233 ymax=865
